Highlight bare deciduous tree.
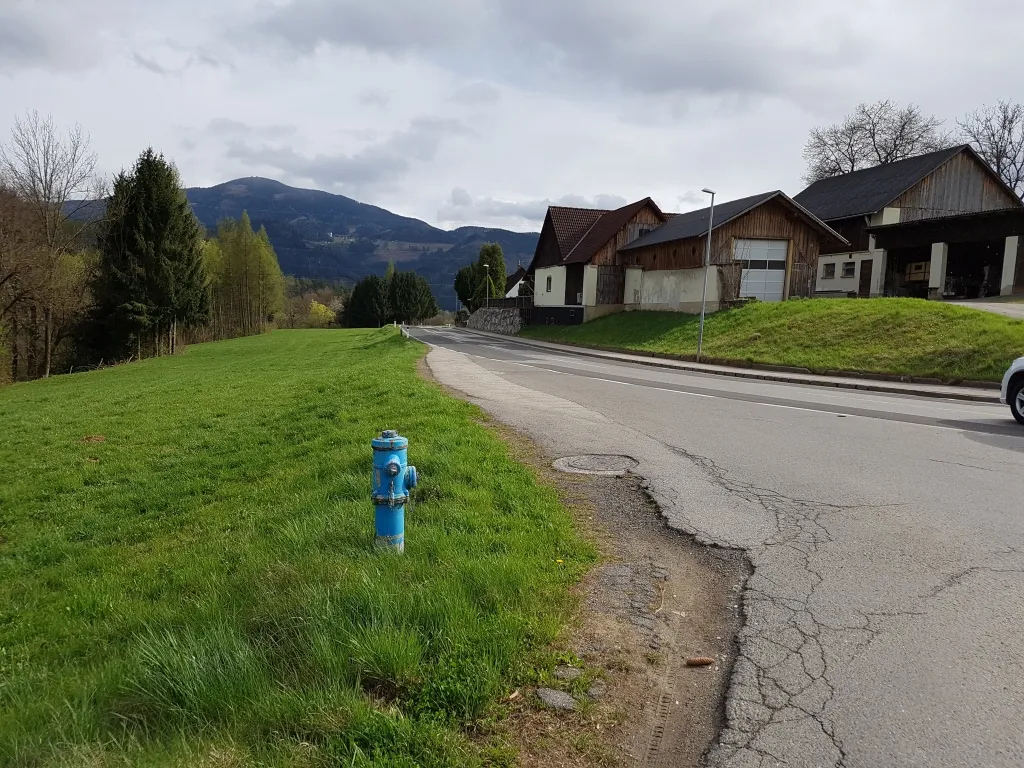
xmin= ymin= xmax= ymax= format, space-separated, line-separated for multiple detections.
xmin=803 ymin=100 xmax=950 ymax=183
xmin=957 ymin=100 xmax=1024 ymax=199
xmin=0 ymin=111 xmax=103 ymax=377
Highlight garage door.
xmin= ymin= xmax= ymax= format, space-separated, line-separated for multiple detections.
xmin=736 ymin=239 xmax=788 ymax=302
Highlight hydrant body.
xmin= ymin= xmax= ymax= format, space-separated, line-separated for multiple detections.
xmin=371 ymin=429 xmax=417 ymax=552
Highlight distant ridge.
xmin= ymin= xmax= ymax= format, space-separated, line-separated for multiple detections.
xmin=185 ymin=177 xmax=539 ymax=307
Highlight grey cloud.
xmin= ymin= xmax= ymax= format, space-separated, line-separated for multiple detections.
xmin=252 ymin=0 xmax=865 ymax=100
xmin=226 ymin=117 xmax=468 ymax=192
xmin=676 ymin=191 xmax=707 ymax=207
xmin=450 ymin=82 xmax=500 ymax=105
xmin=0 ymin=11 xmax=79 ymax=72
xmin=439 ymin=189 xmax=628 ymax=227
xmin=252 ymin=0 xmax=480 ymax=55
xmin=132 ymin=53 xmax=173 ymax=75
xmin=206 ymin=118 xmax=296 ymax=139
xmin=131 ymin=45 xmax=234 ymax=76
xmin=359 ymin=90 xmax=390 ymax=107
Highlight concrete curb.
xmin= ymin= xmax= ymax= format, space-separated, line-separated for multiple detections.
xmin=456 ymin=328 xmax=1003 ymax=404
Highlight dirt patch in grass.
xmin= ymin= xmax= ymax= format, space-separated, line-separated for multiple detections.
xmin=507 ymin=463 xmax=748 ymax=768
xmin=415 ymin=361 xmax=750 ymax=767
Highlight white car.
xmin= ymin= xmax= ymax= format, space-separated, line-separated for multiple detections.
xmin=1003 ymin=357 xmax=1024 ymax=425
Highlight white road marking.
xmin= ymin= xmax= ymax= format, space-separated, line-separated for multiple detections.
xmin=415 ymin=332 xmax=1020 ymax=437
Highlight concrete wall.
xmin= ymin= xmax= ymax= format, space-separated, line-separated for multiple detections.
xmin=584 ymin=304 xmax=625 ymax=322
xmin=640 ymin=267 xmax=720 ymax=313
xmin=816 ymin=252 xmax=872 ymax=294
xmin=467 ymin=307 xmax=522 ymax=335
xmin=625 ymin=267 xmax=643 ymax=305
xmin=583 ymin=265 xmax=599 ymax=306
xmin=535 ymin=266 xmax=566 ymax=307
xmin=1002 ymin=236 xmax=1020 ymax=296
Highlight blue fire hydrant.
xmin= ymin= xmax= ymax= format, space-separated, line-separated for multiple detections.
xmin=371 ymin=429 xmax=417 ymax=552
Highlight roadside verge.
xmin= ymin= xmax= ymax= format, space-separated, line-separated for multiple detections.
xmin=458 ymin=328 xmax=1002 ymax=403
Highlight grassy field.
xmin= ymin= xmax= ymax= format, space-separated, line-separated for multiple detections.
xmin=521 ymin=299 xmax=1024 ymax=381
xmin=0 ymin=329 xmax=593 ymax=766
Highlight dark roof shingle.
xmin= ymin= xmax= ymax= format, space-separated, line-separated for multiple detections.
xmin=504 ymin=266 xmax=527 ymax=294
xmin=548 ymin=206 xmax=607 ymax=258
xmin=620 ymin=190 xmax=847 ymax=251
xmin=793 ymin=146 xmax=966 ymax=221
xmin=562 ymin=198 xmax=664 ymax=264
xmin=620 ymin=192 xmax=776 ymax=250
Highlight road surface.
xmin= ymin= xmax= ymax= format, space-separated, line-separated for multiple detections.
xmin=410 ymin=327 xmax=1024 ymax=768
xmin=951 ymin=299 xmax=1024 ymax=320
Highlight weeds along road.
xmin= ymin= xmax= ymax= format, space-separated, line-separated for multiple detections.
xmin=411 ymin=326 xmax=1024 ymax=768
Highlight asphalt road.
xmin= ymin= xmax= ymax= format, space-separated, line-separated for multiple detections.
xmin=410 ymin=327 xmax=1024 ymax=768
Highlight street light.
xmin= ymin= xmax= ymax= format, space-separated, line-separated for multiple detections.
xmin=696 ymin=188 xmax=717 ymax=364
xmin=483 ymin=263 xmax=490 ymax=306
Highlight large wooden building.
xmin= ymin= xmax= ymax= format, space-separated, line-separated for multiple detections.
xmin=794 ymin=145 xmax=1024 ymax=299
xmin=526 ymin=192 xmax=843 ymax=323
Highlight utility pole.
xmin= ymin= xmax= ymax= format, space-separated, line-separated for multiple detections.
xmin=696 ymin=188 xmax=717 ymax=364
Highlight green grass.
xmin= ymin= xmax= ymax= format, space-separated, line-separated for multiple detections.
xmin=0 ymin=329 xmax=593 ymax=767
xmin=521 ymin=299 xmax=1024 ymax=382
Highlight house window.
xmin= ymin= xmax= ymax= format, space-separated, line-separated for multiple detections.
xmin=842 ymin=262 xmax=856 ymax=278
xmin=545 ymin=275 xmax=552 ymax=292
xmin=822 ymin=263 xmax=836 ymax=279
xmin=637 ymin=227 xmax=655 ymax=239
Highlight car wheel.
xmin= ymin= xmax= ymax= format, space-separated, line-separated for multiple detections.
xmin=1011 ymin=379 xmax=1024 ymax=426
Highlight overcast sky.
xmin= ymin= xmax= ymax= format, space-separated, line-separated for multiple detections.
xmin=2 ymin=0 xmax=1021 ymax=232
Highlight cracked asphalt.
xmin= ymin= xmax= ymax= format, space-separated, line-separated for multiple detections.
xmin=410 ymin=327 xmax=1024 ymax=768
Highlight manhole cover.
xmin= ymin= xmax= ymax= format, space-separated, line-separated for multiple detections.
xmin=552 ymin=454 xmax=638 ymax=476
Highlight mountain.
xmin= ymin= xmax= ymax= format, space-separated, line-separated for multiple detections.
xmin=185 ymin=177 xmax=539 ymax=308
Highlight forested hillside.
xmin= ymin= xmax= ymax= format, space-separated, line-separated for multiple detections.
xmin=185 ymin=178 xmax=539 ymax=307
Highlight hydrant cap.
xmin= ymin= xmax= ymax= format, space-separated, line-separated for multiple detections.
xmin=372 ymin=430 xmax=408 ymax=451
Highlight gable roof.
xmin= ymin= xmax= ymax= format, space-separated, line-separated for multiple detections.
xmin=793 ymin=145 xmax=976 ymax=221
xmin=505 ymin=266 xmax=527 ymax=294
xmin=620 ymin=190 xmax=845 ymax=251
xmin=562 ymin=198 xmax=665 ymax=264
xmin=548 ymin=205 xmax=608 ymax=258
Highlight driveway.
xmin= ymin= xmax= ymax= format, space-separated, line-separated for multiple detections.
xmin=410 ymin=327 xmax=1024 ymax=768
xmin=951 ymin=299 xmax=1024 ymax=319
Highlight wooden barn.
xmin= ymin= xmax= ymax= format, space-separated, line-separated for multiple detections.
xmin=794 ymin=145 xmax=1024 ymax=299
xmin=525 ymin=192 xmax=844 ymax=323
xmin=619 ymin=191 xmax=846 ymax=312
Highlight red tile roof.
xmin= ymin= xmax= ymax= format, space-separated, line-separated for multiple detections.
xmin=562 ymin=198 xmax=665 ymax=264
xmin=548 ymin=206 xmax=608 ymax=258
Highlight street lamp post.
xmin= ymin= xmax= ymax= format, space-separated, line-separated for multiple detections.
xmin=483 ymin=264 xmax=490 ymax=306
xmin=696 ymin=188 xmax=717 ymax=364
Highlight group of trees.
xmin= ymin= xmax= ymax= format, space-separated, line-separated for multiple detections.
xmin=280 ymin=277 xmax=349 ymax=329
xmin=202 ymin=213 xmax=285 ymax=340
xmin=1 ymin=112 xmax=105 ymax=380
xmin=88 ymin=148 xmax=211 ymax=359
xmin=454 ymin=243 xmax=507 ymax=313
xmin=0 ymin=112 xmax=287 ymax=383
xmin=804 ymin=99 xmax=1024 ymax=197
xmin=343 ymin=262 xmax=439 ymax=327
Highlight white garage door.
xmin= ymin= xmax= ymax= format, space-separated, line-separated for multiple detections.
xmin=736 ymin=239 xmax=788 ymax=302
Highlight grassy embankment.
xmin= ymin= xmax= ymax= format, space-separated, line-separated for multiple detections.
xmin=0 ymin=329 xmax=593 ymax=766
xmin=521 ymin=298 xmax=1024 ymax=382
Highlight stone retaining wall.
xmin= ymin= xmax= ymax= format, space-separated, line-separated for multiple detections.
xmin=466 ymin=307 xmax=522 ymax=335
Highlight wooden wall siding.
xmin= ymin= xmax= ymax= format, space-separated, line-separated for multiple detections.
xmin=590 ymin=204 xmax=665 ymax=267
xmin=531 ymin=217 xmax=565 ymax=269
xmin=624 ymin=199 xmax=822 ymax=273
xmin=820 ymin=216 xmax=870 ymax=254
xmin=894 ymin=153 xmax=1022 ymax=221
xmin=596 ymin=265 xmax=625 ymax=304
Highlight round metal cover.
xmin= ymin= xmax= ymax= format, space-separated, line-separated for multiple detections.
xmin=552 ymin=454 xmax=638 ymax=476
